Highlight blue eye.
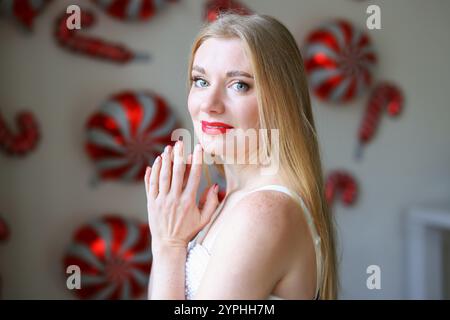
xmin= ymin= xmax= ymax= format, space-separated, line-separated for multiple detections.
xmin=192 ymin=77 xmax=208 ymax=88
xmin=191 ymin=77 xmax=250 ymax=93
xmin=232 ymin=81 xmax=249 ymax=92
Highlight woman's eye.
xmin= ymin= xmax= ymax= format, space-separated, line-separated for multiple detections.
xmin=192 ymin=77 xmax=208 ymax=88
xmin=232 ymin=81 xmax=250 ymax=92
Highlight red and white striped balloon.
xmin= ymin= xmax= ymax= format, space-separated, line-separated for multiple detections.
xmin=63 ymin=215 xmax=152 ymax=300
xmin=0 ymin=0 xmax=52 ymax=30
xmin=85 ymin=91 xmax=178 ymax=183
xmin=204 ymin=0 xmax=252 ymax=22
xmin=91 ymin=0 xmax=178 ymax=22
xmin=304 ymin=19 xmax=377 ymax=104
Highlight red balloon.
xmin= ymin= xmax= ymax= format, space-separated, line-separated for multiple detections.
xmin=325 ymin=170 xmax=358 ymax=207
xmin=356 ymin=82 xmax=404 ymax=159
xmin=54 ymin=10 xmax=150 ymax=64
xmin=303 ymin=19 xmax=377 ymax=104
xmin=204 ymin=0 xmax=252 ymax=22
xmin=85 ymin=91 xmax=179 ymax=183
xmin=0 ymin=111 xmax=40 ymax=156
xmin=0 ymin=0 xmax=52 ymax=30
xmin=63 ymin=215 xmax=152 ymax=300
xmin=91 ymin=0 xmax=178 ymax=22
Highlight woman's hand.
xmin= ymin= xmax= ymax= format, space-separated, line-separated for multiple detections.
xmin=144 ymin=141 xmax=220 ymax=255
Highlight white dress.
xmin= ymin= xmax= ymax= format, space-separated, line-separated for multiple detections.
xmin=184 ymin=184 xmax=323 ymax=300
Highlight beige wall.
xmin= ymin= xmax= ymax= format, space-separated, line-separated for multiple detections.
xmin=1 ymin=0 xmax=449 ymax=299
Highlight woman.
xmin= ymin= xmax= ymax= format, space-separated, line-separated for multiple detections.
xmin=144 ymin=13 xmax=338 ymax=300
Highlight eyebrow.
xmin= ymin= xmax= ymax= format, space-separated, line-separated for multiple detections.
xmin=192 ymin=65 xmax=254 ymax=79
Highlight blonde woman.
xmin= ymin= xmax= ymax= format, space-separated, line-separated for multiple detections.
xmin=144 ymin=13 xmax=337 ymax=300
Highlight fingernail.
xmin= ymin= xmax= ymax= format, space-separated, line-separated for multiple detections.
xmin=213 ymin=183 xmax=219 ymax=193
xmin=155 ymin=156 xmax=161 ymax=163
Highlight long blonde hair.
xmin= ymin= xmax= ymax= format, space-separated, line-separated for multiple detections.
xmin=186 ymin=13 xmax=338 ymax=299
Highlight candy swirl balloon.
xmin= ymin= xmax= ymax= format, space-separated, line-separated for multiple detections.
xmin=303 ymin=19 xmax=377 ymax=104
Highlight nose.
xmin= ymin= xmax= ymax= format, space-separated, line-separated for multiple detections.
xmin=200 ymin=84 xmax=225 ymax=114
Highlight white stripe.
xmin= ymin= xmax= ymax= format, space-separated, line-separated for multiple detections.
xmin=67 ymin=244 xmax=105 ymax=271
xmin=148 ymin=113 xmax=176 ymax=139
xmin=136 ymin=93 xmax=156 ymax=136
xmin=329 ymin=76 xmax=351 ymax=102
xmin=321 ymin=22 xmax=346 ymax=52
xmin=100 ymin=100 xmax=131 ymax=142
xmin=118 ymin=221 xmax=139 ymax=255
xmin=87 ymin=128 xmax=126 ymax=154
xmin=126 ymin=0 xmax=142 ymax=20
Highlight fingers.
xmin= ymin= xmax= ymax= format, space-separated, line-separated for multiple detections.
xmin=200 ymin=184 xmax=220 ymax=227
xmin=159 ymin=145 xmax=173 ymax=195
xmin=149 ymin=155 xmax=162 ymax=199
xmin=144 ymin=166 xmax=151 ymax=199
xmin=184 ymin=143 xmax=203 ymax=200
xmin=182 ymin=154 xmax=193 ymax=189
xmin=170 ymin=140 xmax=186 ymax=195
xmin=198 ymin=184 xmax=211 ymax=210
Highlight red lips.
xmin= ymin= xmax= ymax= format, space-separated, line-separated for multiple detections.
xmin=201 ymin=120 xmax=234 ymax=135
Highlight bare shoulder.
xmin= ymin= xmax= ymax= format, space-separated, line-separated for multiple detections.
xmin=229 ymin=190 xmax=306 ymax=242
xmin=194 ymin=189 xmax=309 ymax=299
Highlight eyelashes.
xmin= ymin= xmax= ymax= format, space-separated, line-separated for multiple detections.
xmin=190 ymin=76 xmax=251 ymax=92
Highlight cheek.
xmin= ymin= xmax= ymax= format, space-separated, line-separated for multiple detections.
xmin=187 ymin=92 xmax=196 ymax=117
xmin=238 ymin=98 xmax=259 ymax=129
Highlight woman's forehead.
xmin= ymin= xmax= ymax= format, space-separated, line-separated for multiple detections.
xmin=193 ymin=38 xmax=252 ymax=73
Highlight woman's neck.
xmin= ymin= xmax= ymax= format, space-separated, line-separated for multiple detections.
xmin=222 ymin=162 xmax=284 ymax=195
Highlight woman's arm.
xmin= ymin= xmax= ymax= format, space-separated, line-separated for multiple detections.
xmin=148 ymin=245 xmax=187 ymax=300
xmin=144 ymin=141 xmax=220 ymax=300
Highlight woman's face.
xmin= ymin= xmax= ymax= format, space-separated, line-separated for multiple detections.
xmin=188 ymin=37 xmax=259 ymax=162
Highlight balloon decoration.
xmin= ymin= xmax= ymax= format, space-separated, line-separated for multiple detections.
xmin=325 ymin=170 xmax=358 ymax=207
xmin=0 ymin=216 xmax=10 ymax=242
xmin=0 ymin=0 xmax=52 ymax=30
xmin=303 ymin=19 xmax=377 ymax=104
xmin=55 ymin=10 xmax=150 ymax=64
xmin=204 ymin=0 xmax=252 ymax=22
xmin=356 ymin=82 xmax=404 ymax=159
xmin=85 ymin=90 xmax=179 ymax=183
xmin=0 ymin=110 xmax=40 ymax=156
xmin=63 ymin=215 xmax=152 ymax=300
xmin=91 ymin=0 xmax=178 ymax=22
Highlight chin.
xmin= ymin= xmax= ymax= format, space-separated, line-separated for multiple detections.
xmin=198 ymin=133 xmax=225 ymax=158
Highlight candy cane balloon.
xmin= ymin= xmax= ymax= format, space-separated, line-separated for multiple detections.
xmin=0 ymin=111 xmax=40 ymax=156
xmin=356 ymin=82 xmax=404 ymax=159
xmin=204 ymin=0 xmax=252 ymax=22
xmin=303 ymin=19 xmax=377 ymax=104
xmin=0 ymin=0 xmax=52 ymax=30
xmin=325 ymin=170 xmax=358 ymax=207
xmin=91 ymin=0 xmax=178 ymax=22
xmin=63 ymin=215 xmax=152 ymax=300
xmin=55 ymin=10 xmax=149 ymax=64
